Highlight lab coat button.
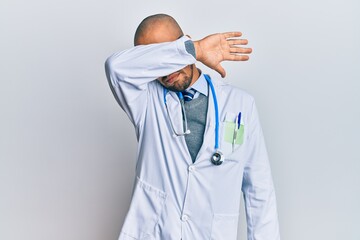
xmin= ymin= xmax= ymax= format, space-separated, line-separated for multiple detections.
xmin=188 ymin=166 xmax=195 ymax=172
xmin=181 ymin=215 xmax=189 ymax=221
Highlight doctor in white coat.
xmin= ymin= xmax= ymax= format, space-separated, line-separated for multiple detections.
xmin=105 ymin=14 xmax=280 ymax=240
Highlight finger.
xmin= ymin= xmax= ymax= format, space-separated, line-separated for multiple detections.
xmin=227 ymin=39 xmax=248 ymax=45
xmin=214 ymin=64 xmax=226 ymax=78
xmin=225 ymin=54 xmax=250 ymax=61
xmin=223 ymin=32 xmax=242 ymax=39
xmin=229 ymin=47 xmax=253 ymax=54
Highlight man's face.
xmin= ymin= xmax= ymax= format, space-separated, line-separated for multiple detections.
xmin=136 ymin=21 xmax=196 ymax=92
xmin=157 ymin=64 xmax=194 ymax=92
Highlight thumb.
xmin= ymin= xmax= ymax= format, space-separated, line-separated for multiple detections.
xmin=214 ymin=64 xmax=226 ymax=78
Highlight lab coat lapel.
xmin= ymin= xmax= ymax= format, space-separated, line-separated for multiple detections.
xmin=166 ymin=90 xmax=193 ymax=163
xmin=166 ymin=91 xmax=184 ymax=135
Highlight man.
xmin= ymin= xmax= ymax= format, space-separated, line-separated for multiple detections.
xmin=105 ymin=14 xmax=280 ymax=240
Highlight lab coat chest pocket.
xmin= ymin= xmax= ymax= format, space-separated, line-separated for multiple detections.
xmin=210 ymin=213 xmax=239 ymax=240
xmin=220 ymin=113 xmax=245 ymax=160
xmin=121 ymin=177 xmax=167 ymax=239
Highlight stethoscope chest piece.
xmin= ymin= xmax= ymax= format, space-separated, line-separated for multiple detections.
xmin=211 ymin=150 xmax=224 ymax=166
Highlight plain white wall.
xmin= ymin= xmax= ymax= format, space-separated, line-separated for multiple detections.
xmin=1 ymin=0 xmax=359 ymax=239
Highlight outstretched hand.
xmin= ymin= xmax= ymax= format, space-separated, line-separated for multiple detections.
xmin=193 ymin=32 xmax=252 ymax=78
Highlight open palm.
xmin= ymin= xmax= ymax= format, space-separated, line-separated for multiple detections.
xmin=194 ymin=32 xmax=252 ymax=78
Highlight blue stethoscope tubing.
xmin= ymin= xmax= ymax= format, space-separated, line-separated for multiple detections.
xmin=204 ymin=74 xmax=224 ymax=165
xmin=163 ymin=74 xmax=224 ymax=165
xmin=204 ymin=74 xmax=219 ymax=150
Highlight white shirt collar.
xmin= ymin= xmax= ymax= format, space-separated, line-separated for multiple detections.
xmin=188 ymin=72 xmax=208 ymax=97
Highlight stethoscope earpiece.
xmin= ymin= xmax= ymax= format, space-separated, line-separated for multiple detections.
xmin=211 ymin=150 xmax=224 ymax=166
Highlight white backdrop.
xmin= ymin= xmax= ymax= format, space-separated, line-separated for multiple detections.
xmin=1 ymin=0 xmax=359 ymax=239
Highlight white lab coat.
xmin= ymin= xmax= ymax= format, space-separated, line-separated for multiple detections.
xmin=105 ymin=36 xmax=280 ymax=240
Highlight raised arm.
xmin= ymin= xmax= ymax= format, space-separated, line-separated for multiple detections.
xmin=104 ymin=32 xmax=252 ymax=126
xmin=105 ymin=36 xmax=196 ymax=126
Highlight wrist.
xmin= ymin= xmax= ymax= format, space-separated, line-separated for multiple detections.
xmin=193 ymin=40 xmax=203 ymax=61
xmin=184 ymin=40 xmax=196 ymax=59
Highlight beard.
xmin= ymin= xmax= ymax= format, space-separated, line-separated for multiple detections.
xmin=160 ymin=65 xmax=194 ymax=92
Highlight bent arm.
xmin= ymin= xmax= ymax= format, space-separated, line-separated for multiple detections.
xmin=241 ymin=100 xmax=280 ymax=240
xmin=104 ymin=36 xmax=196 ymax=126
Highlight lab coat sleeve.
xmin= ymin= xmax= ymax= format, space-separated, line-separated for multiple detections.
xmin=104 ymin=36 xmax=196 ymax=126
xmin=241 ymin=100 xmax=281 ymax=240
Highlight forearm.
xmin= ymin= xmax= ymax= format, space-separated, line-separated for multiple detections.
xmin=105 ymin=36 xmax=196 ymax=88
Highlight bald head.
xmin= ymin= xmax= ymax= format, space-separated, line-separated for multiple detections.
xmin=134 ymin=14 xmax=184 ymax=46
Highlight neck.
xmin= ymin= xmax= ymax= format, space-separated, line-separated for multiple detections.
xmin=189 ymin=66 xmax=201 ymax=87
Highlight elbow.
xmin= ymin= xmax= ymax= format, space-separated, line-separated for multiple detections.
xmin=104 ymin=55 xmax=121 ymax=87
xmin=104 ymin=53 xmax=128 ymax=79
xmin=104 ymin=55 xmax=116 ymax=74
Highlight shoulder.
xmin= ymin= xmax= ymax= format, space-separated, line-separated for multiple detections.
xmin=210 ymin=75 xmax=255 ymax=103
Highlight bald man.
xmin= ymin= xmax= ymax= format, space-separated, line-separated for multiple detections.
xmin=105 ymin=14 xmax=280 ymax=240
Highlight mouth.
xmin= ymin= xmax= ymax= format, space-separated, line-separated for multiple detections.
xmin=165 ymin=72 xmax=180 ymax=84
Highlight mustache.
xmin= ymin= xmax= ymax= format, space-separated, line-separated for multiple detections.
xmin=162 ymin=70 xmax=183 ymax=81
